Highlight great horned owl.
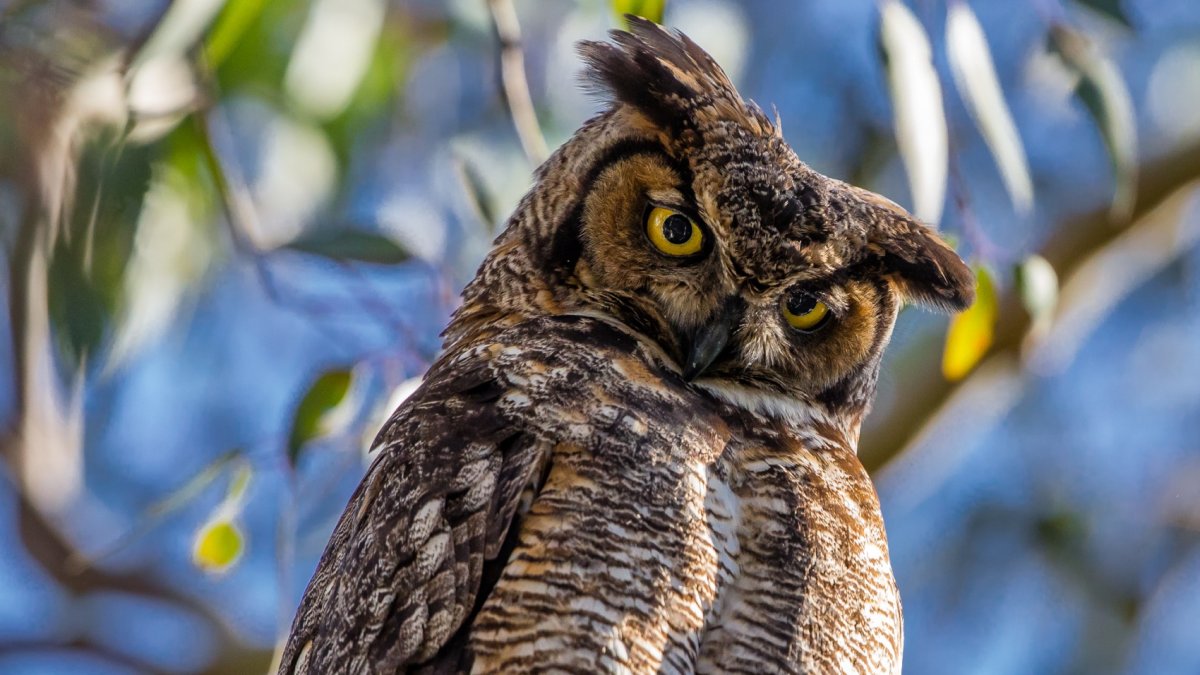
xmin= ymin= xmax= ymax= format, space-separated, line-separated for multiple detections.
xmin=279 ymin=17 xmax=973 ymax=675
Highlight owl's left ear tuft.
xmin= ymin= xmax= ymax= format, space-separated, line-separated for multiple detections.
xmin=879 ymin=225 xmax=975 ymax=313
xmin=841 ymin=184 xmax=975 ymax=312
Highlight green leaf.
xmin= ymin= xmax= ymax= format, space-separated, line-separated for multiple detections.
xmin=192 ymin=519 xmax=244 ymax=574
xmin=879 ymin=0 xmax=947 ymax=226
xmin=207 ymin=0 xmax=298 ymax=94
xmin=286 ymin=229 xmax=410 ymax=265
xmin=1015 ymin=254 xmax=1058 ymax=324
xmin=1072 ymin=0 xmax=1132 ymax=28
xmin=48 ymin=135 xmax=154 ymax=367
xmin=203 ymin=0 xmax=269 ymax=70
xmin=946 ymin=1 xmax=1033 ymax=215
xmin=612 ymin=0 xmax=667 ymax=25
xmin=287 ymin=368 xmax=354 ymax=465
xmin=454 ymin=154 xmax=497 ymax=232
xmin=942 ymin=265 xmax=996 ymax=380
xmin=1050 ymin=25 xmax=1138 ymax=221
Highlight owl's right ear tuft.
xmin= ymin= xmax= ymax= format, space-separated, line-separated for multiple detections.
xmin=878 ymin=225 xmax=976 ymax=313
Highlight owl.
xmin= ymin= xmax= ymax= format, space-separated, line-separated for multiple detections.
xmin=279 ymin=17 xmax=973 ymax=675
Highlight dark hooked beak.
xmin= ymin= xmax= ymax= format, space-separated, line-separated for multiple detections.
xmin=681 ymin=299 xmax=742 ymax=381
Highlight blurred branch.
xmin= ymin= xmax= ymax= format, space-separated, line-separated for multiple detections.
xmin=863 ymin=139 xmax=1200 ymax=474
xmin=8 ymin=475 xmax=272 ymax=673
xmin=487 ymin=0 xmax=549 ymax=166
xmin=0 ymin=638 xmax=167 ymax=674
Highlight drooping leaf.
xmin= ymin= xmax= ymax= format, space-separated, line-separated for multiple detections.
xmin=943 ymin=265 xmax=996 ymax=380
xmin=107 ymin=123 xmax=220 ymax=369
xmin=946 ymin=1 xmax=1034 ymax=215
xmin=879 ymin=0 xmax=948 ymax=226
xmin=323 ymin=20 xmax=412 ymax=167
xmin=454 ymin=154 xmax=497 ymax=232
xmin=1050 ymin=25 xmax=1137 ymax=221
xmin=203 ymin=0 xmax=269 ymax=69
xmin=130 ymin=0 xmax=226 ymax=68
xmin=1072 ymin=0 xmax=1132 ymax=28
xmin=287 ymin=368 xmax=354 ymax=465
xmin=613 ymin=0 xmax=667 ymax=25
xmin=48 ymin=135 xmax=154 ymax=367
xmin=192 ymin=519 xmax=244 ymax=574
xmin=207 ymin=0 xmax=299 ymax=94
xmin=1015 ymin=254 xmax=1058 ymax=324
xmin=285 ymin=228 xmax=410 ymax=264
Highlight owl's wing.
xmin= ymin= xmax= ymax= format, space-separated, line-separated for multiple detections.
xmin=277 ymin=348 xmax=551 ymax=674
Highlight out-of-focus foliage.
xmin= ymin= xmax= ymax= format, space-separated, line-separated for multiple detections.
xmin=2 ymin=0 xmax=1199 ymax=673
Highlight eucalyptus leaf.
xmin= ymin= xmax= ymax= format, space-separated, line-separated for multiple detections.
xmin=943 ymin=265 xmax=996 ymax=380
xmin=1016 ymin=254 xmax=1058 ymax=323
xmin=1072 ymin=0 xmax=1132 ymax=28
xmin=286 ymin=229 xmax=410 ymax=264
xmin=203 ymin=0 xmax=269 ymax=69
xmin=455 ymin=155 xmax=497 ymax=232
xmin=1050 ymin=25 xmax=1137 ymax=221
xmin=946 ymin=1 xmax=1033 ymax=215
xmin=879 ymin=0 xmax=947 ymax=226
xmin=287 ymin=368 xmax=355 ymax=466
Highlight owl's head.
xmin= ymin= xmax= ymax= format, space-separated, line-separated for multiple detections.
xmin=454 ymin=17 xmax=973 ymax=429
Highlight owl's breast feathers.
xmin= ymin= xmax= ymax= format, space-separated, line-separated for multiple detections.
xmin=278 ymin=315 xmax=901 ymax=674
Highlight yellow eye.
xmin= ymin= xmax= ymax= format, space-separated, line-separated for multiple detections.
xmin=782 ymin=293 xmax=830 ymax=331
xmin=646 ymin=206 xmax=703 ymax=257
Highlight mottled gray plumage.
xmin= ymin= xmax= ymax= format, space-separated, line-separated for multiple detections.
xmin=280 ymin=17 xmax=972 ymax=674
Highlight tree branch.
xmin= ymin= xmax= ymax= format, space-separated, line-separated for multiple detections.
xmin=487 ymin=0 xmax=549 ymax=166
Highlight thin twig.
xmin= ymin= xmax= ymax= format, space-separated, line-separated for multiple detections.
xmin=948 ymin=151 xmax=1010 ymax=264
xmin=486 ymin=0 xmax=549 ymax=166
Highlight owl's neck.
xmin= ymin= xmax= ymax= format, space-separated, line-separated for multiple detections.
xmin=694 ymin=379 xmax=865 ymax=451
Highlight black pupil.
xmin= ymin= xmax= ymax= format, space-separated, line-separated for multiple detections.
xmin=787 ymin=294 xmax=817 ymax=316
xmin=662 ymin=214 xmax=692 ymax=244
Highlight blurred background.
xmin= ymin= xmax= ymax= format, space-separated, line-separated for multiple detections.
xmin=1 ymin=0 xmax=1198 ymax=673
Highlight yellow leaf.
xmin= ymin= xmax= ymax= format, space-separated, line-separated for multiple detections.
xmin=612 ymin=0 xmax=667 ymax=25
xmin=942 ymin=266 xmax=996 ymax=380
xmin=193 ymin=519 xmax=244 ymax=574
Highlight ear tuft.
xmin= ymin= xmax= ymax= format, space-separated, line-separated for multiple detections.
xmin=840 ymin=183 xmax=975 ymax=312
xmin=881 ymin=227 xmax=975 ymax=312
xmin=576 ymin=16 xmax=765 ymax=133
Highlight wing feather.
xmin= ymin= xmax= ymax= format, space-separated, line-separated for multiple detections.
xmin=278 ymin=352 xmax=550 ymax=674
